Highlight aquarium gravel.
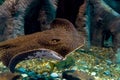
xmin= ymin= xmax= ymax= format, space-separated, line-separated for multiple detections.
xmin=0 ymin=46 xmax=120 ymax=80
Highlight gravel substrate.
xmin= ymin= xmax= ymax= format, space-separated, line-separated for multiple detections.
xmin=0 ymin=46 xmax=120 ymax=80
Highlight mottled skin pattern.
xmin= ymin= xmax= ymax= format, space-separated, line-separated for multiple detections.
xmin=89 ymin=0 xmax=120 ymax=60
xmin=0 ymin=18 xmax=84 ymax=67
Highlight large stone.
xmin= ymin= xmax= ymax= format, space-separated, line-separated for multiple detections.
xmin=62 ymin=70 xmax=95 ymax=80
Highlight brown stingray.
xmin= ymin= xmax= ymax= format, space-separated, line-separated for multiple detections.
xmin=0 ymin=18 xmax=85 ymax=68
xmin=0 ymin=72 xmax=20 ymax=80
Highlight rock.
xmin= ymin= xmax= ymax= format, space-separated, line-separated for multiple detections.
xmin=62 ymin=70 xmax=95 ymax=80
xmin=106 ymin=60 xmax=112 ymax=65
xmin=27 ymin=71 xmax=36 ymax=76
xmin=21 ymin=74 xmax=28 ymax=78
xmin=36 ymin=74 xmax=41 ymax=78
xmin=16 ymin=67 xmax=26 ymax=73
xmin=103 ymin=70 xmax=111 ymax=76
xmin=0 ymin=72 xmax=20 ymax=80
xmin=91 ymin=72 xmax=96 ymax=76
xmin=50 ymin=73 xmax=59 ymax=78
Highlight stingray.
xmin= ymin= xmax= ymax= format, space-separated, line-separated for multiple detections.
xmin=0 ymin=18 xmax=85 ymax=72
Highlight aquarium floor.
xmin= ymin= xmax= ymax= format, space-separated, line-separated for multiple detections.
xmin=0 ymin=46 xmax=120 ymax=80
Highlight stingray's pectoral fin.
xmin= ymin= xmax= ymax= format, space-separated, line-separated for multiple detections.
xmin=8 ymin=48 xmax=64 ymax=73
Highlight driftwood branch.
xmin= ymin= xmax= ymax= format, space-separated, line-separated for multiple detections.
xmin=103 ymin=0 xmax=120 ymax=14
xmin=0 ymin=0 xmax=34 ymax=41
xmin=0 ymin=0 xmax=56 ymax=41
xmin=89 ymin=0 xmax=120 ymax=61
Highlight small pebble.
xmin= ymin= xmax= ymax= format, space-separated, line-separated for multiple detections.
xmin=27 ymin=71 xmax=36 ymax=76
xmin=83 ymin=65 xmax=88 ymax=69
xmin=42 ymin=72 xmax=48 ymax=76
xmin=106 ymin=60 xmax=112 ymax=65
xmin=80 ymin=61 xmax=86 ymax=64
xmin=95 ymin=76 xmax=101 ymax=80
xmin=21 ymin=74 xmax=28 ymax=78
xmin=50 ymin=73 xmax=58 ymax=78
xmin=103 ymin=70 xmax=111 ymax=76
xmin=55 ymin=78 xmax=63 ymax=80
xmin=71 ymin=66 xmax=77 ymax=70
xmin=36 ymin=74 xmax=41 ymax=78
xmin=17 ymin=67 xmax=26 ymax=73
xmin=91 ymin=72 xmax=96 ymax=76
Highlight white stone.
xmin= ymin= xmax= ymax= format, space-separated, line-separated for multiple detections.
xmin=71 ymin=66 xmax=77 ymax=70
xmin=50 ymin=73 xmax=58 ymax=78
xmin=91 ymin=72 xmax=96 ymax=76
xmin=21 ymin=74 xmax=28 ymax=77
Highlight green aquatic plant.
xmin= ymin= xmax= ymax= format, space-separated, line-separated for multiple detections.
xmin=55 ymin=56 xmax=76 ymax=70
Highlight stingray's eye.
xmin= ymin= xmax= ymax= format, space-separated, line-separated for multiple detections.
xmin=51 ymin=39 xmax=60 ymax=42
xmin=50 ymin=39 xmax=61 ymax=45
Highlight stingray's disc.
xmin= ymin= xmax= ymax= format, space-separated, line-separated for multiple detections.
xmin=8 ymin=48 xmax=63 ymax=73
